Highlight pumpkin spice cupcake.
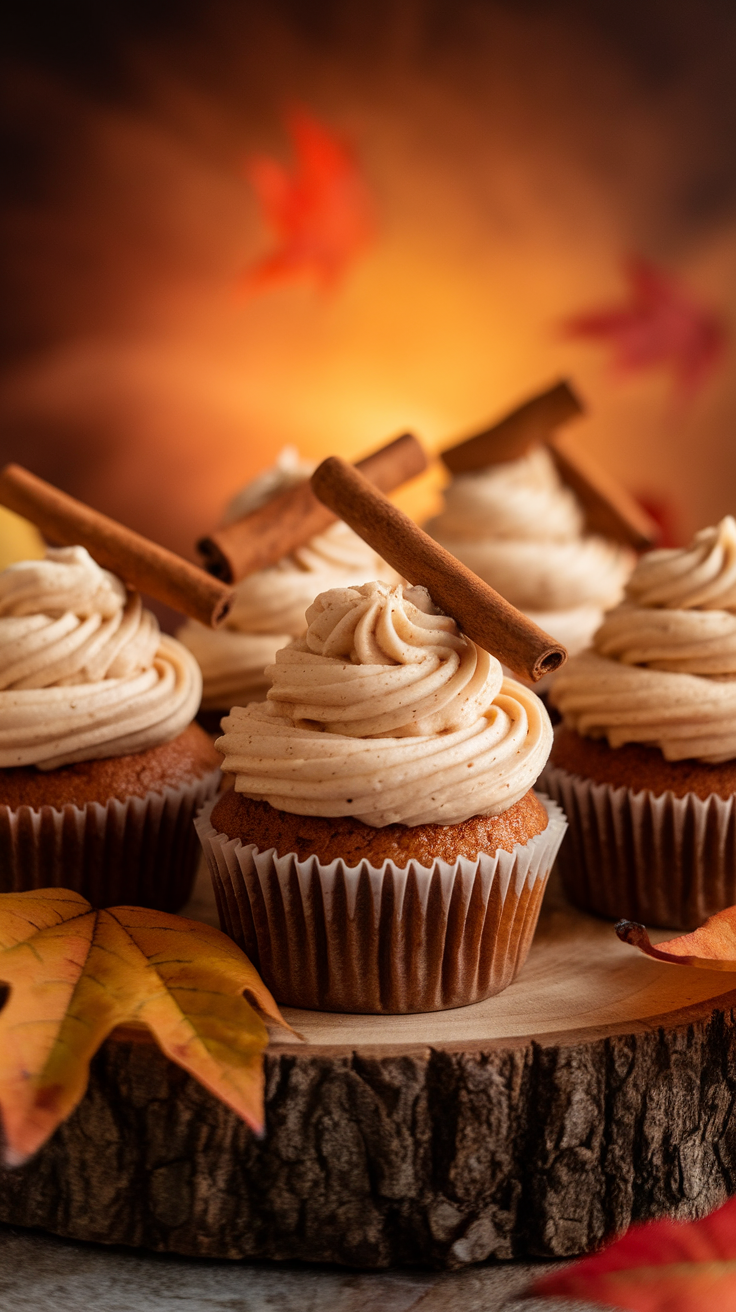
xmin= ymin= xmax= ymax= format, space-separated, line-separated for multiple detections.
xmin=545 ymin=515 xmax=736 ymax=929
xmin=0 ymin=545 xmax=221 ymax=909
xmin=197 ymin=579 xmax=566 ymax=1013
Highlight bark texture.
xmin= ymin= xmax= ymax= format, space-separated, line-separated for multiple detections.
xmin=2 ymin=1004 xmax=736 ymax=1268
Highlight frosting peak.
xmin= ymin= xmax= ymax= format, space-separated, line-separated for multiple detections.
xmin=625 ymin=515 xmax=736 ymax=611
xmin=0 ymin=547 xmax=201 ymax=769
xmin=178 ymin=448 xmax=394 ymax=709
xmin=268 ymin=582 xmax=502 ymax=739
xmin=426 ymin=446 xmax=633 ymax=653
xmin=0 ymin=546 xmax=126 ymax=622
xmin=431 ymin=446 xmax=585 ymax=543
xmin=216 ymin=581 xmax=552 ymax=827
xmin=552 ymin=518 xmax=736 ymax=762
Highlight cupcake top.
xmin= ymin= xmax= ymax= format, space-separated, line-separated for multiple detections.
xmin=216 ymin=580 xmax=552 ymax=826
xmin=426 ymin=446 xmax=634 ymax=653
xmin=0 ymin=546 xmax=201 ymax=769
xmin=551 ymin=516 xmax=736 ymax=762
xmin=178 ymin=447 xmax=394 ymax=708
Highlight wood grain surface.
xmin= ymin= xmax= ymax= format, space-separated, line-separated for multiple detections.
xmin=1 ymin=871 xmax=735 ymax=1269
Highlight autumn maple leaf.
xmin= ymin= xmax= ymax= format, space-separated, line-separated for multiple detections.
xmin=529 ymin=1195 xmax=736 ymax=1310
xmin=617 ymin=905 xmax=736 ymax=970
xmin=560 ymin=258 xmax=727 ymax=396
xmin=241 ymin=107 xmax=376 ymax=292
xmin=0 ymin=888 xmax=294 ymax=1165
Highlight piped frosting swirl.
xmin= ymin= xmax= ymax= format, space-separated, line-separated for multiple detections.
xmin=216 ymin=581 xmax=553 ymax=826
xmin=426 ymin=446 xmax=633 ymax=652
xmin=178 ymin=448 xmax=393 ymax=709
xmin=0 ymin=546 xmax=201 ymax=769
xmin=551 ymin=516 xmax=736 ymax=761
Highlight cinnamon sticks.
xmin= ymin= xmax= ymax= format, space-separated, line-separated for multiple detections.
xmin=311 ymin=457 xmax=567 ymax=682
xmin=198 ymin=432 xmax=427 ymax=583
xmin=442 ymin=380 xmax=583 ymax=474
xmin=546 ymin=431 xmax=658 ymax=550
xmin=441 ymin=378 xmax=658 ymax=549
xmin=0 ymin=464 xmax=233 ymax=628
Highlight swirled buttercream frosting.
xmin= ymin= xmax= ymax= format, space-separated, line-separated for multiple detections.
xmin=0 ymin=546 xmax=202 ymax=769
xmin=551 ymin=516 xmax=736 ymax=761
xmin=179 ymin=448 xmax=393 ymax=709
xmin=216 ymin=581 xmax=553 ymax=826
xmin=426 ymin=446 xmax=633 ymax=653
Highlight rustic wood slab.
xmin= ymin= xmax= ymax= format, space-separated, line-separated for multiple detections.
xmin=1 ymin=872 xmax=736 ymax=1269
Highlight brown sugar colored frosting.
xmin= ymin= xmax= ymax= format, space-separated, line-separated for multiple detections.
xmin=215 ymin=580 xmax=553 ymax=826
xmin=0 ymin=545 xmax=201 ymax=769
xmin=178 ymin=449 xmax=392 ymax=709
xmin=551 ymin=516 xmax=736 ymax=761
xmin=426 ymin=446 xmax=633 ymax=655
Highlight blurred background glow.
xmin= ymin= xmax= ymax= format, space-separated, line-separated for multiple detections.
xmin=1 ymin=0 xmax=735 ymax=566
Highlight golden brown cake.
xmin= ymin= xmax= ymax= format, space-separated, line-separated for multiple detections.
xmin=211 ymin=787 xmax=548 ymax=867
xmin=1 ymin=724 xmax=220 ymax=811
xmin=550 ymin=725 xmax=736 ymax=801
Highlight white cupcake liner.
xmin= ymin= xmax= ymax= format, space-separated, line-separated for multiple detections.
xmin=195 ymin=794 xmax=566 ymax=1013
xmin=0 ymin=767 xmax=222 ymax=911
xmin=542 ymin=761 xmax=736 ymax=930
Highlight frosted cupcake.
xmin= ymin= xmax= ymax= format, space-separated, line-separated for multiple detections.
xmin=0 ymin=546 xmax=221 ymax=909
xmin=196 ymin=580 xmax=566 ymax=1013
xmin=178 ymin=449 xmax=393 ymax=717
xmin=426 ymin=445 xmax=634 ymax=658
xmin=545 ymin=516 xmax=736 ymax=928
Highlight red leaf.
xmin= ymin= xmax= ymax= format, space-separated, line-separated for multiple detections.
xmin=560 ymin=258 xmax=727 ymax=396
xmin=241 ymin=107 xmax=376 ymax=292
xmin=529 ymin=1196 xmax=736 ymax=1310
xmin=616 ymin=908 xmax=736 ymax=971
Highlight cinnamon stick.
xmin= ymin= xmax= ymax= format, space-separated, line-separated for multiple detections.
xmin=442 ymin=379 xmax=583 ymax=474
xmin=0 ymin=464 xmax=234 ymax=627
xmin=546 ymin=431 xmax=659 ymax=550
xmin=311 ymin=457 xmax=567 ymax=682
xmin=198 ymin=432 xmax=427 ymax=583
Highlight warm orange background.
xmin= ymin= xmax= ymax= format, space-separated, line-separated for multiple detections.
xmin=1 ymin=4 xmax=734 ymax=558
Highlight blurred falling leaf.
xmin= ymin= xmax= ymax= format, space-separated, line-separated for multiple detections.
xmin=617 ymin=906 xmax=736 ymax=970
xmin=528 ymin=1196 xmax=736 ymax=1310
xmin=0 ymin=887 xmax=294 ymax=1166
xmin=560 ymin=257 xmax=727 ymax=396
xmin=241 ymin=107 xmax=376 ymax=292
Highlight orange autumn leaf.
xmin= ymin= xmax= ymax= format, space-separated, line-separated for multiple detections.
xmin=241 ymin=106 xmax=376 ymax=291
xmin=0 ymin=887 xmax=294 ymax=1166
xmin=616 ymin=908 xmax=736 ymax=970
xmin=529 ymin=1195 xmax=736 ymax=1310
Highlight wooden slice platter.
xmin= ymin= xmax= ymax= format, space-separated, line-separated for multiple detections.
xmin=2 ymin=871 xmax=736 ymax=1270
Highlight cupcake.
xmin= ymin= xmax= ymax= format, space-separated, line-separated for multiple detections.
xmin=0 ymin=545 xmax=221 ymax=909
xmin=178 ymin=448 xmax=393 ymax=720
xmin=426 ymin=445 xmax=634 ymax=660
xmin=196 ymin=580 xmax=566 ymax=1013
xmin=544 ymin=515 xmax=736 ymax=929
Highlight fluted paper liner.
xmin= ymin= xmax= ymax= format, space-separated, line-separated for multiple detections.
xmin=543 ymin=761 xmax=736 ymax=930
xmin=195 ymin=794 xmax=566 ymax=1013
xmin=0 ymin=767 xmax=221 ymax=911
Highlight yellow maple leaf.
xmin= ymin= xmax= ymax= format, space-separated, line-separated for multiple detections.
xmin=0 ymin=887 xmax=294 ymax=1165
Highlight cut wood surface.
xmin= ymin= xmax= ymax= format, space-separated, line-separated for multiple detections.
xmin=2 ymin=871 xmax=736 ymax=1270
